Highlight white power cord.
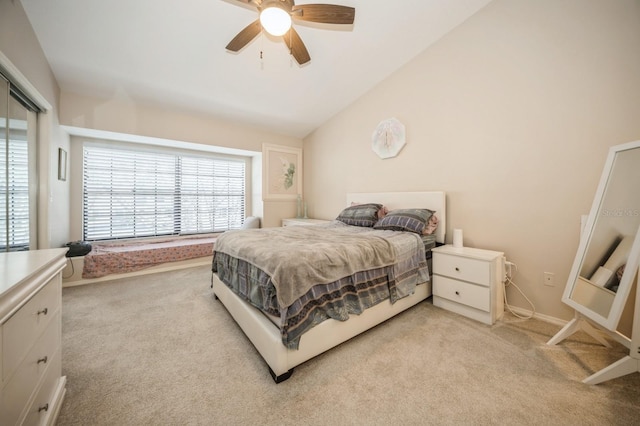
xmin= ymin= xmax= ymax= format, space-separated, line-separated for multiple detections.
xmin=503 ymin=261 xmax=536 ymax=319
xmin=62 ymin=257 xmax=75 ymax=279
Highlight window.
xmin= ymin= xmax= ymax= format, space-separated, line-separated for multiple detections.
xmin=0 ymin=74 xmax=38 ymax=252
xmin=83 ymin=143 xmax=246 ymax=241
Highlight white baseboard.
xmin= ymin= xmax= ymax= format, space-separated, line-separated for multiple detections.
xmin=503 ymin=305 xmax=567 ymax=327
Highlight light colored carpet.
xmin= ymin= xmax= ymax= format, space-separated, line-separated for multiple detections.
xmin=57 ymin=265 xmax=640 ymax=425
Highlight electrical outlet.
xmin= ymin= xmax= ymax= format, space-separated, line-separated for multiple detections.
xmin=544 ymin=272 xmax=555 ymax=287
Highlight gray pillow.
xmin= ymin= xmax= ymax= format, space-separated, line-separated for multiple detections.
xmin=373 ymin=209 xmax=435 ymax=234
xmin=336 ymin=203 xmax=383 ymax=227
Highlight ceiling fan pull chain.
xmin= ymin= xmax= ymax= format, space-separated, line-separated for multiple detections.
xmin=289 ymin=30 xmax=293 ymax=67
xmin=260 ymin=32 xmax=264 ymax=71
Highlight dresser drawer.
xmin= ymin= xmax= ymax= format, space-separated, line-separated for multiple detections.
xmin=3 ymin=277 xmax=60 ymax=382
xmin=22 ymin=349 xmax=62 ymax=426
xmin=433 ymin=275 xmax=490 ymax=312
xmin=433 ymin=253 xmax=490 ymax=286
xmin=2 ymin=311 xmax=60 ymax=425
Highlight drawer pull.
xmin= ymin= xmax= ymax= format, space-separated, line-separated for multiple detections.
xmin=455 ymin=267 xmax=460 ymax=272
xmin=37 ymin=356 xmax=48 ymax=364
xmin=38 ymin=403 xmax=49 ymax=413
xmin=37 ymin=308 xmax=48 ymax=316
xmin=455 ymin=291 xmax=460 ymax=296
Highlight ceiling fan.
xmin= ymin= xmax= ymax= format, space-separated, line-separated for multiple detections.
xmin=225 ymin=0 xmax=356 ymax=65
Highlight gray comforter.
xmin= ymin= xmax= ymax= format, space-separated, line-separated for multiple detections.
xmin=213 ymin=221 xmax=400 ymax=307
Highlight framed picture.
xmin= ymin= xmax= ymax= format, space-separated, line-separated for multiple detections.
xmin=263 ymin=144 xmax=302 ymax=200
xmin=58 ymin=148 xmax=67 ymax=181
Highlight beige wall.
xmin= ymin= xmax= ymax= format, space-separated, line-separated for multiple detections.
xmin=304 ymin=0 xmax=640 ymax=321
xmin=59 ymin=91 xmax=303 ymax=228
xmin=0 ymin=0 xmax=69 ymax=249
xmin=59 ymin=91 xmax=303 ymax=154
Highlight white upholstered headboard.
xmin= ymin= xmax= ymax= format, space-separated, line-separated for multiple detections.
xmin=346 ymin=191 xmax=446 ymax=244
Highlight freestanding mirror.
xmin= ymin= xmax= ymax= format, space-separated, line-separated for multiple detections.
xmin=549 ymin=140 xmax=640 ymax=384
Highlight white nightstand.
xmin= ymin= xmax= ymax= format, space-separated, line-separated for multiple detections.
xmin=431 ymin=245 xmax=505 ymax=325
xmin=282 ymin=218 xmax=331 ymax=227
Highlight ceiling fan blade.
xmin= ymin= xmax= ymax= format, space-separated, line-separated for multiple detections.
xmin=283 ymin=27 xmax=310 ymax=65
xmin=292 ymin=4 xmax=355 ymax=25
xmin=226 ymin=19 xmax=262 ymax=52
xmin=228 ymin=0 xmax=260 ymax=6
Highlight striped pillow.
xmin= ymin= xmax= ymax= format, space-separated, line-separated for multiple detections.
xmin=373 ymin=208 xmax=435 ymax=234
xmin=336 ymin=203 xmax=383 ymax=227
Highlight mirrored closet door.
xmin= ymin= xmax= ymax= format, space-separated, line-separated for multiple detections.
xmin=0 ymin=73 xmax=38 ymax=252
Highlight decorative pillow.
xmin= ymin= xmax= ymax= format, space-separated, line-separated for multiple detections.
xmin=373 ymin=208 xmax=436 ymax=235
xmin=423 ymin=214 xmax=439 ymax=235
xmin=336 ymin=203 xmax=383 ymax=227
xmin=377 ymin=205 xmax=389 ymax=219
xmin=350 ymin=202 xmax=388 ymax=220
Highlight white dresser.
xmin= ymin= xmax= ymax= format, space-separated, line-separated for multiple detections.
xmin=1 ymin=248 xmax=68 ymax=425
xmin=432 ymin=245 xmax=504 ymax=325
xmin=282 ymin=218 xmax=331 ymax=227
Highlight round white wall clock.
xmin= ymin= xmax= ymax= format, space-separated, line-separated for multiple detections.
xmin=372 ymin=118 xmax=406 ymax=159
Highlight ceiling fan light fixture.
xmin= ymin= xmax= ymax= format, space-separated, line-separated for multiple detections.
xmin=226 ymin=1 xmax=355 ymax=65
xmin=260 ymin=6 xmax=292 ymax=36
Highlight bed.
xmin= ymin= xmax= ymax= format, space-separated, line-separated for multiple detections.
xmin=211 ymin=191 xmax=446 ymax=382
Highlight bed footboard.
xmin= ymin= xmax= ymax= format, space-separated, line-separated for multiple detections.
xmin=211 ymin=273 xmax=430 ymax=383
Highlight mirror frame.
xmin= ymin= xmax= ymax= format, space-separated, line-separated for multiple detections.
xmin=562 ymin=140 xmax=640 ymax=331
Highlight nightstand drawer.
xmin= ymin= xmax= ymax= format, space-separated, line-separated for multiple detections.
xmin=433 ymin=275 xmax=490 ymax=312
xmin=433 ymin=253 xmax=490 ymax=286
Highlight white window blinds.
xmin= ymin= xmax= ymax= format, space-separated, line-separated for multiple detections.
xmin=0 ymin=128 xmax=30 ymax=250
xmin=83 ymin=144 xmax=245 ymax=241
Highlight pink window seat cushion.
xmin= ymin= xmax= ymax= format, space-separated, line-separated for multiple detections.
xmin=82 ymin=236 xmax=217 ymax=279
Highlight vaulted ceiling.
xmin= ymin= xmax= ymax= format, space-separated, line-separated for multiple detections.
xmin=21 ymin=0 xmax=493 ymax=138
